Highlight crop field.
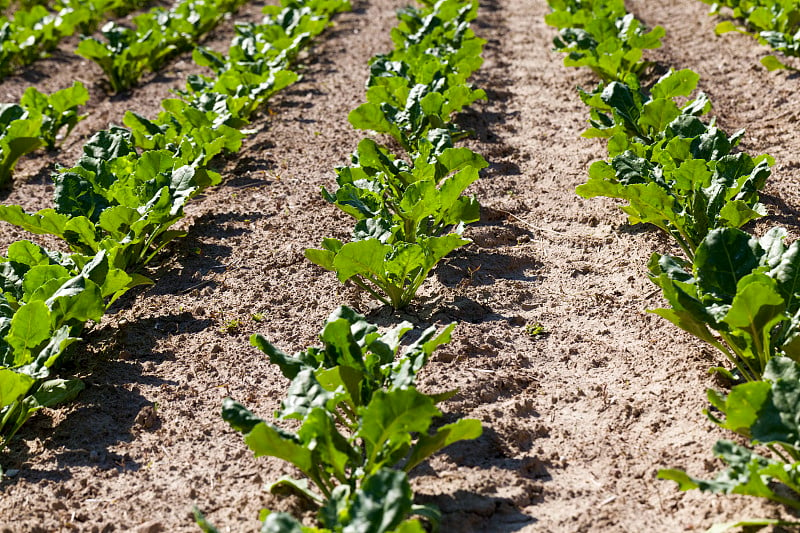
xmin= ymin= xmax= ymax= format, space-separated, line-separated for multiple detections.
xmin=1 ymin=0 xmax=800 ymax=531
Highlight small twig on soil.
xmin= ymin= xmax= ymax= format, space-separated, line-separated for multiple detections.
xmin=491 ymin=207 xmax=565 ymax=235
xmin=179 ymin=280 xmax=212 ymax=294
xmin=599 ymin=495 xmax=617 ymax=506
xmin=643 ymin=288 xmax=661 ymax=301
xmin=467 ymin=368 xmax=496 ymax=373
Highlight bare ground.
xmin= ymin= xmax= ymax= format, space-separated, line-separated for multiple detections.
xmin=1 ymin=0 xmax=800 ymax=531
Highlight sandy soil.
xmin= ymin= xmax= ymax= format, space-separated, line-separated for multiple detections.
xmin=1 ymin=0 xmax=800 ymax=531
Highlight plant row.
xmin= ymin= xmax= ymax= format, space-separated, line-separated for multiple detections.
xmin=197 ymin=308 xmax=482 ymax=532
xmin=548 ymin=0 xmax=800 ymax=528
xmin=0 ymin=0 xmax=349 ymax=476
xmin=76 ymin=0 xmax=245 ymax=93
xmin=0 ymin=81 xmax=88 ymax=188
xmin=305 ymin=0 xmax=488 ymax=310
xmin=698 ymin=0 xmax=800 ymax=71
xmin=0 ymin=0 xmax=148 ymax=80
xmin=195 ymin=0 xmax=489 ymax=530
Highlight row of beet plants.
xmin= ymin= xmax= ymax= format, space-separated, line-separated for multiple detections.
xmin=195 ymin=0 xmax=488 ymax=531
xmin=0 ymin=0 xmax=149 ymax=80
xmin=548 ymin=0 xmax=800 ymax=529
xmin=76 ymin=0 xmax=246 ymax=93
xmin=305 ymin=0 xmax=488 ymax=310
xmin=697 ymin=0 xmax=800 ymax=71
xmin=0 ymin=0 xmax=348 ymax=476
xmin=198 ymin=307 xmax=482 ymax=532
xmin=0 ymin=80 xmax=88 ymax=188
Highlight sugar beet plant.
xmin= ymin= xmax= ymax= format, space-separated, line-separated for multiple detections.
xmin=196 ymin=307 xmax=482 ymax=532
xmin=548 ymin=1 xmax=772 ymax=261
xmin=0 ymin=127 xmax=222 ymax=273
xmin=660 ymin=356 xmax=800 ymax=514
xmin=0 ymin=0 xmax=149 ymax=80
xmin=576 ymin=69 xmax=772 ymax=261
xmin=0 ymin=243 xmax=144 ymax=475
xmin=697 ymin=0 xmax=800 ymax=70
xmin=649 ymin=227 xmax=800 ymax=382
xmin=545 ymin=0 xmax=665 ymax=87
xmin=177 ymin=0 xmax=353 ymax=124
xmin=307 ymin=138 xmax=487 ymax=309
xmin=0 ymin=81 xmax=89 ymax=189
xmin=306 ymin=0 xmax=487 ymax=309
xmin=651 ymin=227 xmax=800 ymax=525
xmin=548 ymin=0 xmax=800 ymax=525
xmin=348 ymin=0 xmax=487 ymax=152
xmin=0 ymin=0 xmax=349 ymax=474
xmin=0 ymin=0 xmax=349 ymax=274
xmin=548 ymin=0 xmax=779 ymax=374
xmin=76 ymin=0 xmax=248 ymax=93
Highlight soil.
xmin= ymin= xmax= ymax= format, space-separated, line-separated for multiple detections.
xmin=1 ymin=0 xmax=800 ymax=531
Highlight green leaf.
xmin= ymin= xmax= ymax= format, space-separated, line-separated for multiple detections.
xmin=344 ymin=469 xmax=415 ymax=533
xmin=6 ymin=300 xmax=50 ymax=358
xmin=316 ymin=365 xmax=364 ymax=409
xmin=714 ymin=21 xmax=741 ymax=35
xmin=0 ymin=368 xmax=34 ymax=410
xmin=650 ymin=69 xmax=700 ymax=100
xmin=405 ymin=418 xmax=482 ymax=472
xmin=22 ymin=265 xmax=70 ymax=300
xmin=296 ymin=408 xmax=353 ymax=482
xmin=27 ymin=378 xmax=84 ymax=410
xmin=267 ymin=476 xmax=324 ymax=505
xmin=251 ymin=333 xmax=306 ymax=380
xmin=639 ymin=98 xmax=680 ymax=134
xmin=761 ymin=55 xmax=790 ymax=71
xmin=17 ymin=326 xmax=77 ymax=378
xmin=45 ymin=275 xmax=105 ymax=325
xmin=695 ymin=228 xmax=760 ymax=300
xmin=721 ymin=274 xmax=785 ymax=363
xmin=332 ymin=239 xmax=391 ymax=282
xmin=320 ymin=314 xmax=366 ymax=370
xmin=707 ymin=380 xmax=770 ymax=436
xmin=221 ymin=397 xmax=264 ymax=434
xmin=305 ymin=247 xmax=337 ymax=271
xmin=0 ymin=206 xmax=70 ymax=238
xmin=244 ymin=421 xmax=315 ymax=475
xmin=280 ymin=370 xmax=340 ymax=420
xmin=357 ymin=387 xmax=438 ymax=474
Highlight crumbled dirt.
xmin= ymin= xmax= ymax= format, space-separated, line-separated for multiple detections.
xmin=1 ymin=0 xmax=800 ymax=531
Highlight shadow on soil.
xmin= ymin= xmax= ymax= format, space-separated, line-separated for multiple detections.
xmin=435 ymin=206 xmax=541 ymax=290
xmin=425 ymin=491 xmax=537 ymax=533
xmin=1 ymin=311 xmax=211 ymax=486
xmin=760 ymin=193 xmax=800 ymax=231
xmin=135 ymin=210 xmax=267 ymax=298
xmin=0 ymin=163 xmax=56 ymax=201
xmin=454 ymin=0 xmax=523 ymax=181
xmin=408 ymin=420 xmax=546 ymax=531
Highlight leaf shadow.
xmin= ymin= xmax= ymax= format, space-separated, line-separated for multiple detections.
xmin=1 ymin=310 xmax=214 ymax=485
xmin=141 ymin=211 xmax=267 ymax=297
xmin=409 ymin=423 xmax=546 ymax=531
xmin=435 ymin=208 xmax=541 ymax=289
xmin=416 ymin=489 xmax=538 ymax=532
xmin=760 ymin=192 xmax=800 ymax=231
